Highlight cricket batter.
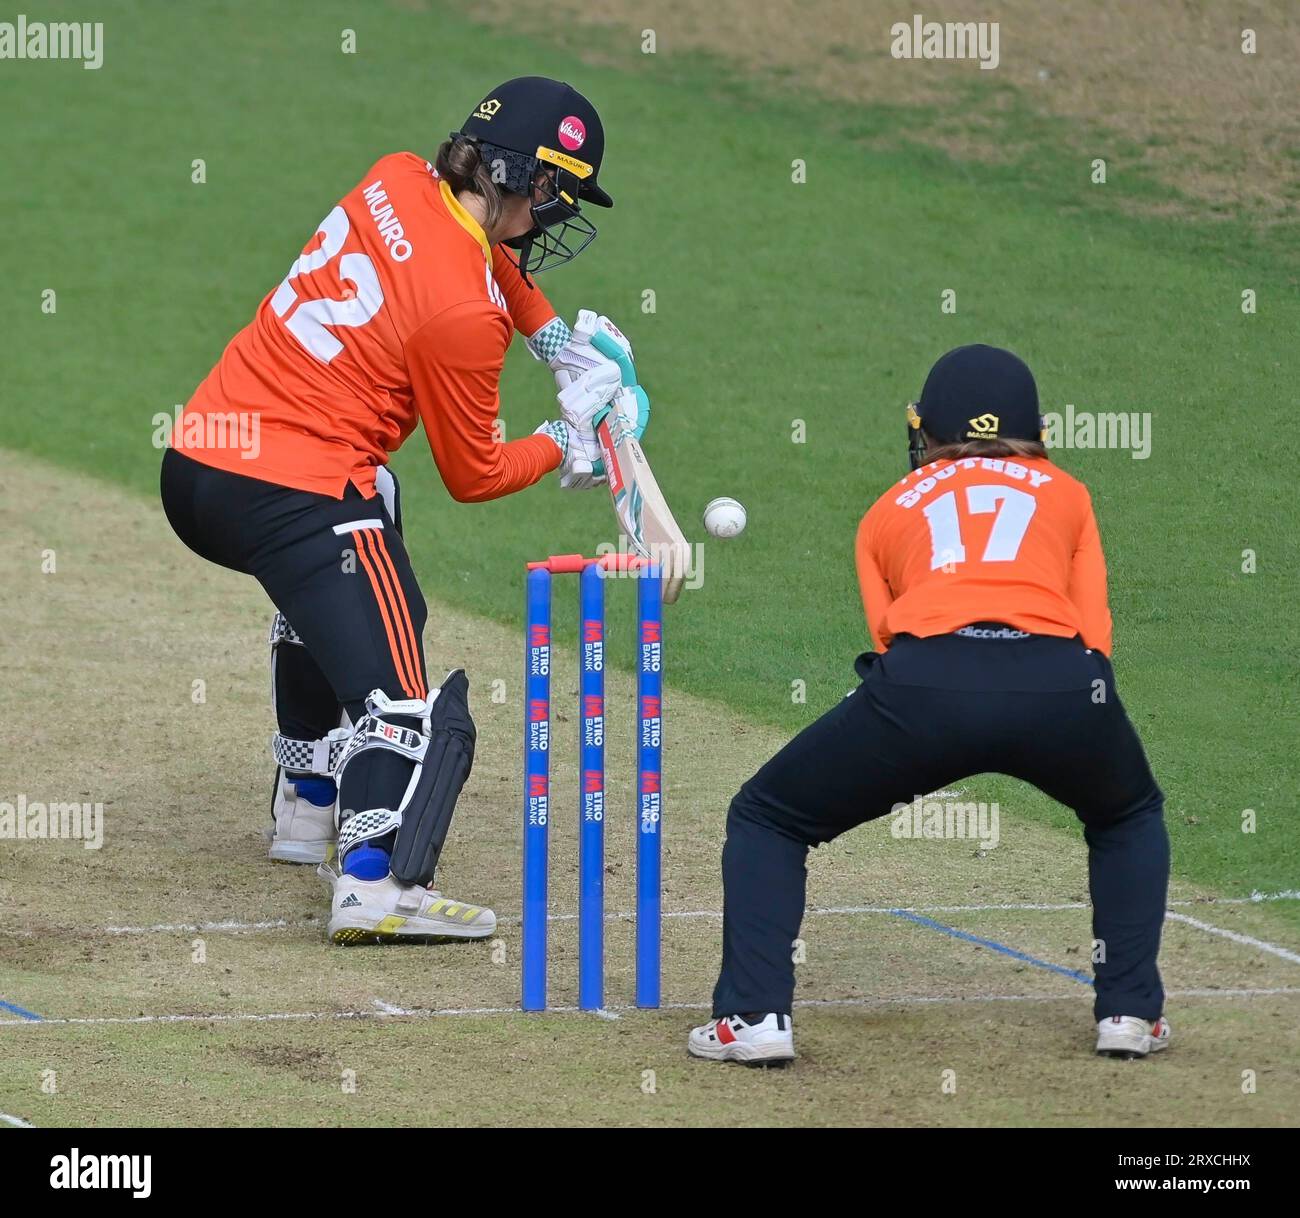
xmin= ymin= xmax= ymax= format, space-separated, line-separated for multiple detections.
xmin=161 ymin=77 xmax=641 ymax=945
xmin=690 ymin=345 xmax=1170 ymax=1064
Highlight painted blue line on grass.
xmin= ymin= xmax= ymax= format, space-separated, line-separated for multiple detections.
xmin=0 ymin=998 xmax=44 ymax=1021
xmin=889 ymin=909 xmax=1095 ymax=986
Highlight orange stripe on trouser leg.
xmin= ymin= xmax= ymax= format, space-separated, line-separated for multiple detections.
xmin=371 ymin=530 xmax=427 ymax=699
xmin=352 ymin=530 xmax=417 ymax=699
xmin=358 ymin=529 xmax=424 ymax=701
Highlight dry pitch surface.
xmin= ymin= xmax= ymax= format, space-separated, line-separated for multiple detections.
xmin=1 ymin=451 xmax=1297 ymax=1127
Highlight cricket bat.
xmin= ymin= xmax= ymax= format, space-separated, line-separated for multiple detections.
xmin=591 ymin=332 xmax=690 ymax=603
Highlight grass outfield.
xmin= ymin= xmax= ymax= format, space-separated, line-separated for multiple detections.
xmin=1 ymin=1 xmax=1297 ymax=1125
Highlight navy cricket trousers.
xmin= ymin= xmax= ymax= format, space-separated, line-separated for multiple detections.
xmin=711 ymin=631 xmax=1168 ymax=1022
xmin=160 ymin=446 xmax=429 ymax=823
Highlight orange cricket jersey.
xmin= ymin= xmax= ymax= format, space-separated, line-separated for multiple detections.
xmin=856 ymin=455 xmax=1113 ymax=654
xmin=175 ymin=152 xmax=562 ymax=500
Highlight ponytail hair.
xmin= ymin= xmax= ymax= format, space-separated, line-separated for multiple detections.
xmin=435 ymin=136 xmax=508 ymax=229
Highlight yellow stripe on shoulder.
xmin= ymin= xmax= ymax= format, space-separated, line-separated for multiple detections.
xmin=438 ymin=179 xmax=491 ymax=261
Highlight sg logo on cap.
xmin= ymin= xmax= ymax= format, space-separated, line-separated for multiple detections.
xmin=967 ymin=413 xmax=1000 ymax=436
xmin=474 ymin=98 xmax=502 ymax=121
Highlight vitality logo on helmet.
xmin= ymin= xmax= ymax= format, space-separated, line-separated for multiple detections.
xmin=558 ymin=115 xmax=586 ymax=150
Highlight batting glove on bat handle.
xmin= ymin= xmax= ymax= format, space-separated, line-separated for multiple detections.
xmin=558 ymin=361 xmax=622 ymax=430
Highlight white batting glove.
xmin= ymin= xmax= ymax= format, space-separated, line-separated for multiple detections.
xmin=547 ymin=311 xmax=635 ymax=391
xmin=535 ymin=420 xmax=605 ymax=491
xmin=557 ymin=361 xmax=621 ymax=433
xmin=559 ymin=429 xmax=605 ymax=491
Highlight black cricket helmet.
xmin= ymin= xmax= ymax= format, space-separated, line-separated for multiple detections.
xmin=906 ymin=344 xmax=1046 ymax=470
xmin=453 ymin=76 xmax=612 ymax=279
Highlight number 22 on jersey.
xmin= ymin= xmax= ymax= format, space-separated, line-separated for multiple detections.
xmin=270 ymin=207 xmax=384 ymax=363
xmin=922 ymin=484 xmax=1037 ymax=570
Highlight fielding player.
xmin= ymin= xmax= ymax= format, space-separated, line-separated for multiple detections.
xmin=690 ymin=345 xmax=1170 ymax=1064
xmin=161 ymin=77 xmax=640 ymax=945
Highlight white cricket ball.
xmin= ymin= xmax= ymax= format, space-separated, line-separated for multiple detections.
xmin=703 ymin=496 xmax=747 ymax=538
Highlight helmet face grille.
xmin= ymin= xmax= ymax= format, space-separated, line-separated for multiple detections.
xmin=508 ymin=212 xmax=598 ymax=277
xmin=497 ymin=158 xmax=598 ymax=279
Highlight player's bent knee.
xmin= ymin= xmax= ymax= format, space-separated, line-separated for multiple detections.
xmin=728 ymin=783 xmax=798 ymax=836
xmin=333 ymin=672 xmax=477 ymax=885
xmin=1078 ymin=782 xmax=1164 ymax=831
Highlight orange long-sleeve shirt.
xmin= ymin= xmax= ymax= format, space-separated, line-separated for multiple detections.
xmin=856 ymin=455 xmax=1113 ymax=654
xmin=174 ymin=153 xmax=562 ymax=500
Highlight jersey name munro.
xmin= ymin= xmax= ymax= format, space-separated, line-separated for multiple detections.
xmin=361 ymin=179 xmax=414 ymax=262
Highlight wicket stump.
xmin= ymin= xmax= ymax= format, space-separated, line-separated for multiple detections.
xmin=522 ymin=554 xmax=662 ymax=1011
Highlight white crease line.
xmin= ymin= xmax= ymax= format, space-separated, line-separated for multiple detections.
xmin=2 ymin=987 xmax=1297 ymax=1030
xmin=503 ymin=897 xmax=1290 ymax=924
xmin=75 ymin=890 xmax=1300 ymax=938
xmin=1164 ymin=912 xmax=1300 ymax=966
xmin=0 ymin=1005 xmax=525 ymax=1028
xmin=102 ymin=918 xmax=306 ymax=935
xmin=0 ymin=1112 xmax=35 ymax=1127
xmin=763 ymin=903 xmax=1087 ymax=916
xmin=1163 ymin=986 xmax=1300 ymax=998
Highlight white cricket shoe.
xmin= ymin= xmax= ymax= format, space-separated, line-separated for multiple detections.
xmin=267 ymin=770 xmax=337 ymax=864
xmin=327 ymin=868 xmax=496 ymax=945
xmin=688 ymin=1013 xmax=796 ymax=1066
xmin=1096 ymin=1015 xmax=1171 ymax=1059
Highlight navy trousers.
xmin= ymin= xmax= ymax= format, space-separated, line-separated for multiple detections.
xmin=711 ymin=631 xmax=1168 ymax=1022
xmin=160 ymin=447 xmax=427 ymax=827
